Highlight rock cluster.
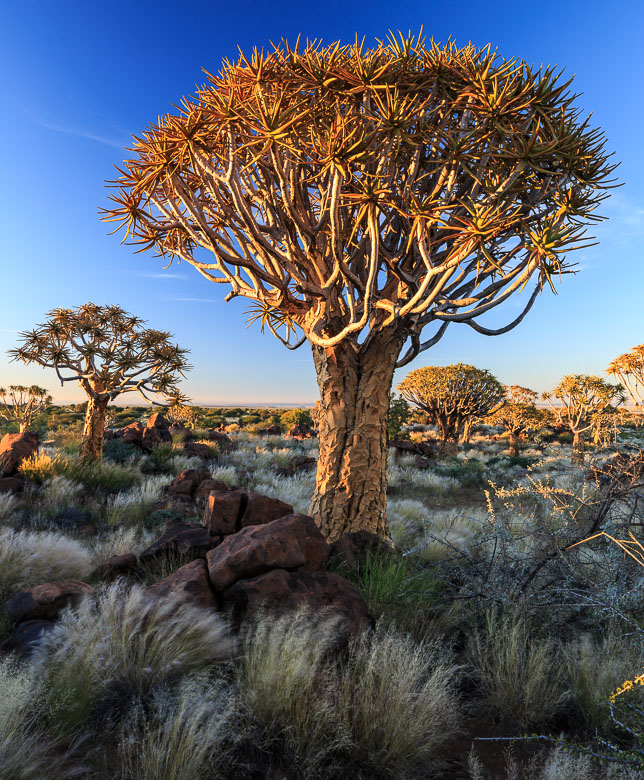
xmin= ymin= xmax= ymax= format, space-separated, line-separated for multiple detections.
xmin=1 ymin=478 xmax=372 ymax=655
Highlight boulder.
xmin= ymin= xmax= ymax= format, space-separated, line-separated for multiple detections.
xmin=147 ymin=413 xmax=169 ymax=430
xmin=0 ymin=619 xmax=56 ymax=657
xmin=115 ymin=421 xmax=144 ymax=447
xmin=167 ymin=469 xmax=213 ymax=497
xmin=280 ymin=455 xmax=316 ymax=474
xmin=195 ymin=478 xmax=230 ymax=497
xmin=3 ymin=580 xmax=95 ymax=624
xmin=221 ymin=569 xmax=369 ymax=635
xmin=287 ymin=424 xmax=316 ymax=439
xmin=206 ymin=513 xmax=328 ymax=592
xmin=327 ymin=530 xmax=397 ymax=572
xmin=259 ymin=425 xmax=282 ymax=436
xmin=169 ymin=423 xmax=192 ymax=442
xmin=141 ymin=425 xmax=172 ymax=452
xmin=202 ymin=490 xmax=294 ymax=536
xmin=0 ymin=432 xmax=39 ymax=477
xmin=205 ymin=430 xmax=233 ymax=448
xmin=101 ymin=553 xmax=138 ymax=580
xmin=0 ymin=476 xmax=24 ymax=494
xmin=414 ymin=455 xmax=432 ymax=470
xmin=182 ymin=440 xmax=211 ymax=459
xmin=145 ymin=559 xmax=218 ymax=610
xmin=139 ymin=521 xmax=220 ymax=562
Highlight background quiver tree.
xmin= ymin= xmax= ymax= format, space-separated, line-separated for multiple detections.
xmin=166 ymin=402 xmax=200 ymax=430
xmin=607 ymin=345 xmax=644 ymax=407
xmin=543 ymin=375 xmax=626 ymax=465
xmin=9 ymin=304 xmax=191 ymax=458
xmin=0 ymin=385 xmax=52 ymax=433
xmin=486 ymin=385 xmax=545 ymax=456
xmin=398 ymin=364 xmax=505 ymax=457
xmin=102 ymin=33 xmax=616 ymax=541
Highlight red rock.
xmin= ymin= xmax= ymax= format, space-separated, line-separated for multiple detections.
xmin=287 ymin=424 xmax=316 ymax=439
xmin=141 ymin=424 xmax=172 ymax=451
xmin=202 ymin=491 xmax=244 ymax=535
xmin=3 ymin=580 xmax=94 ymax=623
xmin=206 ymin=431 xmax=233 ymax=448
xmin=167 ymin=469 xmax=212 ymax=497
xmin=242 ymin=492 xmax=294 ymax=529
xmin=169 ymin=423 xmax=192 ymax=442
xmin=0 ymin=432 xmax=39 ymax=477
xmin=206 ymin=514 xmax=328 ymax=592
xmin=182 ymin=440 xmax=211 ymax=459
xmin=195 ymin=479 xmax=230 ymax=497
xmin=115 ymin=422 xmax=144 ymax=446
xmin=147 ymin=413 xmax=169 ymax=429
xmin=202 ymin=491 xmax=294 ymax=536
xmin=0 ymin=476 xmax=24 ymax=494
xmin=144 ymin=559 xmax=218 ymax=610
xmin=221 ymin=569 xmax=369 ymax=635
xmin=101 ymin=553 xmax=138 ymax=579
xmin=259 ymin=425 xmax=282 ymax=436
xmin=139 ymin=521 xmax=220 ymax=562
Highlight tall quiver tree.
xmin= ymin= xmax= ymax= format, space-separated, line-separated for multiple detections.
xmin=102 ymin=34 xmax=616 ymax=540
xmin=607 ymin=345 xmax=644 ymax=407
xmin=0 ymin=386 xmax=52 ymax=433
xmin=10 ymin=304 xmax=190 ymax=458
xmin=398 ymin=364 xmax=505 ymax=457
xmin=486 ymin=385 xmax=544 ymax=456
xmin=543 ymin=375 xmax=625 ymax=465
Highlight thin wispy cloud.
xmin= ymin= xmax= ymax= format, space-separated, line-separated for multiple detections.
xmin=165 ymin=297 xmax=219 ymax=303
xmin=26 ymin=109 xmax=129 ymax=150
xmin=136 ymin=272 xmax=189 ymax=280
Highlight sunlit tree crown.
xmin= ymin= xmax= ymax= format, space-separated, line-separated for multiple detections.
xmin=102 ymin=31 xmax=617 ymax=363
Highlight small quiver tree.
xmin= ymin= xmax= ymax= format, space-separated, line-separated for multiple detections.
xmin=486 ymin=385 xmax=544 ymax=456
xmin=9 ymin=304 xmax=190 ymax=458
xmin=102 ymin=34 xmax=616 ymax=540
xmin=0 ymin=385 xmax=52 ymax=433
xmin=166 ymin=403 xmax=200 ymax=430
xmin=607 ymin=345 xmax=644 ymax=408
xmin=398 ymin=364 xmax=505 ymax=457
xmin=543 ymin=375 xmax=625 ymax=466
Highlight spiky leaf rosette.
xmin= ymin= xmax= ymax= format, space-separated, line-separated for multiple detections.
xmin=543 ymin=374 xmax=626 ymax=434
xmin=102 ymin=32 xmax=617 ymax=363
xmin=398 ymin=363 xmax=506 ymax=426
xmin=607 ymin=345 xmax=644 ymax=407
xmin=9 ymin=304 xmax=191 ymax=405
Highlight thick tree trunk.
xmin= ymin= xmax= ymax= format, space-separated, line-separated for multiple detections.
xmin=509 ymin=431 xmax=521 ymax=457
xmin=571 ymin=430 xmax=585 ymax=466
xmin=80 ymin=396 xmax=109 ymax=458
xmin=438 ymin=438 xmax=458 ymax=458
xmin=309 ymin=330 xmax=405 ymax=542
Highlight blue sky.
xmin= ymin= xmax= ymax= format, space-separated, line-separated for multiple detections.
xmin=1 ymin=0 xmax=642 ymax=405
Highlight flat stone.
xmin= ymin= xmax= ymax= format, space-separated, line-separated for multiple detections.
xmin=145 ymin=559 xmax=218 ymax=610
xmin=139 ymin=521 xmax=220 ymax=562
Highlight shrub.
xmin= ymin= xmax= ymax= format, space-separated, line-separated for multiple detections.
xmin=115 ymin=676 xmax=235 ymax=780
xmin=102 ymin=439 xmax=142 ymax=465
xmin=337 ymin=625 xmax=461 ymax=777
xmin=237 ymin=610 xmax=349 ymax=776
xmin=467 ymin=611 xmax=567 ymax=729
xmin=0 ymin=528 xmax=94 ymax=601
xmin=0 ymin=493 xmax=19 ymax=525
xmin=139 ymin=443 xmax=177 ymax=475
xmin=33 ymin=583 xmax=236 ymax=739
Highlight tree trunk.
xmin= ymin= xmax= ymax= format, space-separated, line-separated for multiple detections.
xmin=438 ymin=438 xmax=458 ymax=458
xmin=309 ymin=329 xmax=405 ymax=542
xmin=80 ymin=396 xmax=109 ymax=458
xmin=509 ymin=431 xmax=521 ymax=457
xmin=571 ymin=430 xmax=585 ymax=466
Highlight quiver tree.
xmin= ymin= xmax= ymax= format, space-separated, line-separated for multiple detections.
xmin=543 ymin=375 xmax=625 ymax=465
xmin=9 ymin=304 xmax=191 ymax=458
xmin=607 ymin=345 xmax=644 ymax=407
xmin=102 ymin=33 xmax=616 ymax=540
xmin=0 ymin=385 xmax=52 ymax=433
xmin=398 ymin=364 xmax=505 ymax=457
xmin=166 ymin=403 xmax=200 ymax=430
xmin=486 ymin=385 xmax=544 ymax=456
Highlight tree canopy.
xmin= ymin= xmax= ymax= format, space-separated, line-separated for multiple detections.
xmin=607 ymin=345 xmax=644 ymax=407
xmin=102 ymin=32 xmax=616 ymax=364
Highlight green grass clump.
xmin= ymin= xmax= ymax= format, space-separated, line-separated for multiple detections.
xmin=33 ymin=583 xmax=236 ymax=739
